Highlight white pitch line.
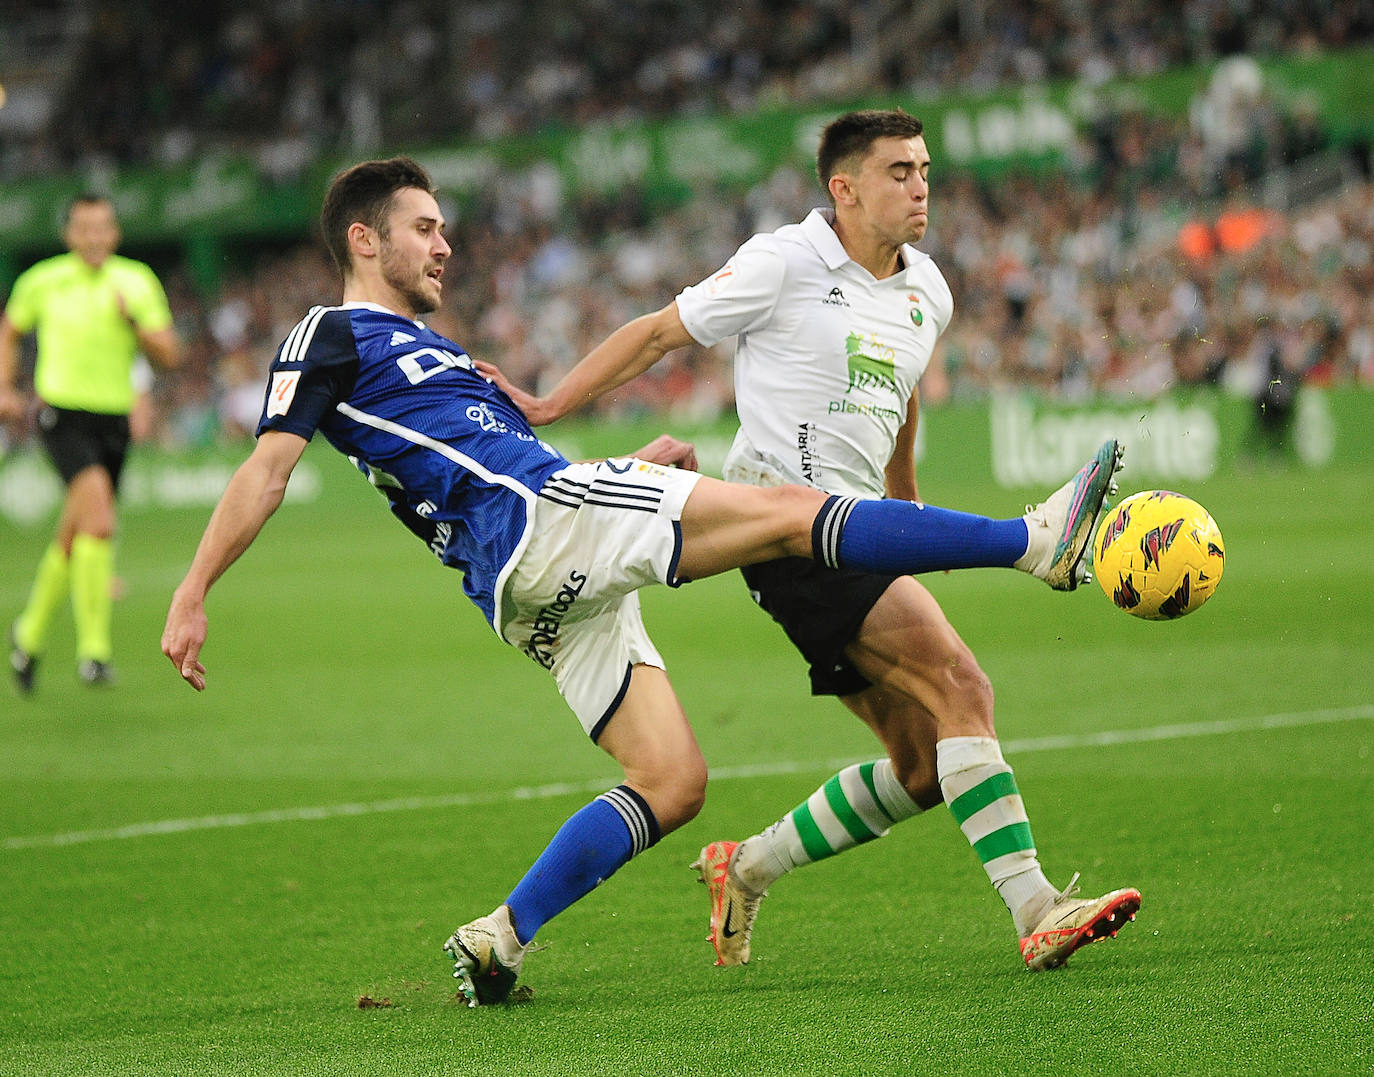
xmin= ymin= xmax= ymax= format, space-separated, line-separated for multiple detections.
xmin=5 ymin=703 xmax=1372 ymax=852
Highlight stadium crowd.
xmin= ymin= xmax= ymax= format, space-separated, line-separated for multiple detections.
xmin=3 ymin=0 xmax=1370 ymax=179
xmin=1 ymin=1 xmax=1371 ymax=446
xmin=140 ymin=141 xmax=1374 ymax=449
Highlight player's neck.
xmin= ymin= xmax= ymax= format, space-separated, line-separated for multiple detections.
xmin=831 ymin=217 xmax=902 ymax=280
xmin=342 ymin=279 xmax=419 ymax=322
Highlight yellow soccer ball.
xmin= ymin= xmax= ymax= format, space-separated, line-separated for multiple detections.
xmin=1093 ymin=490 xmax=1225 ymax=620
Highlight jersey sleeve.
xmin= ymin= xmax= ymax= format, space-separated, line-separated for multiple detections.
xmin=256 ymin=308 xmax=360 ymax=440
xmin=3 ymin=264 xmax=41 ymax=333
xmin=674 ymin=237 xmax=787 ymax=348
xmin=123 ymin=262 xmax=174 ymax=332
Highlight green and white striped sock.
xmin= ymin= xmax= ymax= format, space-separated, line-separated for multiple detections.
xmin=731 ymin=759 xmax=923 ymax=894
xmin=937 ymin=736 xmax=1055 ymax=935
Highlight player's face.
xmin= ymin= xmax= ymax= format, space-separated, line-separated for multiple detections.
xmin=850 ymin=135 xmax=931 ymax=246
xmin=64 ymin=201 xmax=121 ymax=268
xmin=377 ymin=187 xmax=451 ymax=316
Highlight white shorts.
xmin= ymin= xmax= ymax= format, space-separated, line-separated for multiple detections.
xmin=500 ymin=457 xmax=703 ymax=739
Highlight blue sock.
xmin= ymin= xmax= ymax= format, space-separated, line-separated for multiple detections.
xmin=504 ymin=785 xmax=660 ymax=945
xmin=812 ymin=495 xmax=1029 ymax=574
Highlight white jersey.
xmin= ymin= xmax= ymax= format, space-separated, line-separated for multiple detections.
xmin=676 ymin=208 xmax=953 ymax=499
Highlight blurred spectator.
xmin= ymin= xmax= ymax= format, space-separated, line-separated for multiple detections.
xmin=1245 ymin=325 xmax=1303 ymax=462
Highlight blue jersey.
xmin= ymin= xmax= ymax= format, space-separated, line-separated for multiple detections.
xmin=256 ymin=302 xmax=570 ymax=628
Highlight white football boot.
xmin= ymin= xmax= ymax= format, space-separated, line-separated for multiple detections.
xmin=1016 ymin=439 xmax=1124 ymax=590
xmin=691 ymin=840 xmax=768 ymax=966
xmin=1019 ymin=873 xmax=1142 ymax=971
xmin=443 ymin=905 xmax=528 ymax=1006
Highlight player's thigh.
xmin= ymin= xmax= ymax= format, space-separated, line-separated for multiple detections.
xmin=63 ymin=464 xmax=118 ymax=538
xmin=842 ymin=575 xmax=994 ymax=735
xmin=596 ymin=663 xmax=704 ymax=782
xmin=596 ymin=664 xmax=707 ymax=830
xmin=677 ymin=477 xmax=827 ymax=581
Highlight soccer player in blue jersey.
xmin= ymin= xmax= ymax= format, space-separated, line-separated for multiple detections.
xmin=162 ymin=157 xmax=1123 ymax=1005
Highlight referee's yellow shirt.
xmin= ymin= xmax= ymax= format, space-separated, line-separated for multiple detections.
xmin=4 ymin=251 xmax=173 ymax=415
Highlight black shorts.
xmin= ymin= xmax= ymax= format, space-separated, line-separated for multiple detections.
xmin=37 ymin=406 xmax=132 ymax=489
xmin=739 ymin=556 xmax=900 ymax=698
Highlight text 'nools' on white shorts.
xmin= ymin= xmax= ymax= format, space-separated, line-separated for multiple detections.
xmin=500 ymin=457 xmax=703 ymax=740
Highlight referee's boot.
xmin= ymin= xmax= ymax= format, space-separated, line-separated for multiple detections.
xmin=78 ymin=658 xmax=116 ymax=686
xmin=9 ymin=624 xmax=38 ymax=695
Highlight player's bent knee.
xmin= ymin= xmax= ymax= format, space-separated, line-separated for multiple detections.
xmin=768 ymin=484 xmax=829 ymax=555
xmin=935 ymin=646 xmax=996 ymax=736
xmin=615 ymin=740 xmax=707 ymax=833
xmin=639 ymin=760 xmax=706 ymax=834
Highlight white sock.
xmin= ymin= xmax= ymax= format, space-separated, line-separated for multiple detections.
xmin=731 ymin=759 xmax=923 ymax=894
xmin=936 ymin=735 xmax=1057 ymax=936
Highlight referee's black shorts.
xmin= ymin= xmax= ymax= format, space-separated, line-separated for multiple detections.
xmin=739 ymin=556 xmax=901 ymax=698
xmin=37 ymin=405 xmax=132 ymax=489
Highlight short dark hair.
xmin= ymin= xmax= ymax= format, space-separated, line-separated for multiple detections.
xmin=816 ymin=109 xmax=924 ymax=197
xmin=320 ymin=156 xmax=436 ymax=277
xmin=65 ymin=193 xmax=114 ymax=224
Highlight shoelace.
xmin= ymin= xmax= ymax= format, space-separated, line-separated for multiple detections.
xmin=1050 ymin=871 xmax=1082 ymax=907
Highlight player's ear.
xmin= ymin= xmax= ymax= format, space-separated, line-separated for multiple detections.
xmin=347 ymin=221 xmax=378 ymax=260
xmin=828 ymin=172 xmax=857 ymax=207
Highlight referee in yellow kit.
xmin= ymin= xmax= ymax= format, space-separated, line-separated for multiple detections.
xmin=1 ymin=195 xmax=181 ymax=692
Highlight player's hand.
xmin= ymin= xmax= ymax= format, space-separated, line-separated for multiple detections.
xmin=162 ymin=591 xmax=209 ymax=691
xmin=113 ymin=290 xmax=138 ymax=328
xmin=471 ymin=360 xmax=559 ymax=426
xmin=634 ymin=434 xmax=698 ymax=472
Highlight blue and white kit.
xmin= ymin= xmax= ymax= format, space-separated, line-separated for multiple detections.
xmin=256 ymin=302 xmax=702 ymax=736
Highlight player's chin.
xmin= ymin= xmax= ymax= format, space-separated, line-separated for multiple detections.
xmin=413 ymin=282 xmax=442 ymax=314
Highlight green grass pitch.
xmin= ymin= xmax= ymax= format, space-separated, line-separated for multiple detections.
xmin=2 ymin=434 xmax=1372 ymax=1075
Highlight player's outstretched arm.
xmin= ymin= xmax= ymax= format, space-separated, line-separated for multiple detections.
xmin=162 ymin=430 xmax=308 ymax=691
xmin=136 ymin=324 xmax=182 ymax=371
xmin=114 ymin=290 xmax=183 ymax=371
xmin=474 ymin=301 xmax=697 ymax=425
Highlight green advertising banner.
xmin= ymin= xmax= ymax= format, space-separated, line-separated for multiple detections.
xmin=1 ymin=387 xmax=1368 ymax=530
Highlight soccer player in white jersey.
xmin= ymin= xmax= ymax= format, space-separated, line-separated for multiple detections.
xmin=164 ymin=155 xmax=1124 ymax=1006
xmin=480 ymin=110 xmax=1142 ymax=974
